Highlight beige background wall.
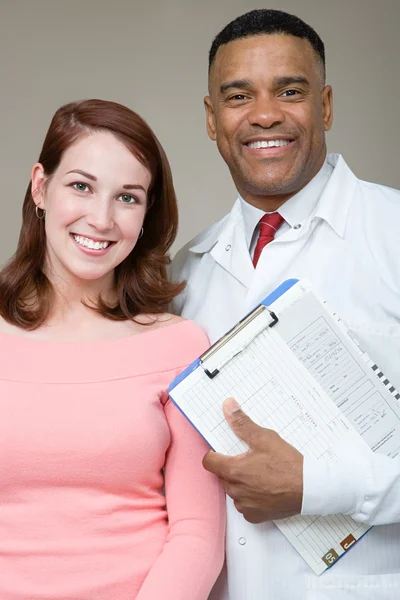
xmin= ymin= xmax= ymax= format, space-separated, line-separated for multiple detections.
xmin=0 ymin=0 xmax=399 ymax=261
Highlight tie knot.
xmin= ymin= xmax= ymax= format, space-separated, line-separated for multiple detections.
xmin=259 ymin=212 xmax=285 ymax=236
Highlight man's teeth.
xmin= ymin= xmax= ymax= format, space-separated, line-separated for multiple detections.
xmin=247 ymin=139 xmax=291 ymax=149
xmin=72 ymin=235 xmax=110 ymax=250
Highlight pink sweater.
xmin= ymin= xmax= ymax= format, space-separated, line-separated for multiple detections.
xmin=0 ymin=320 xmax=225 ymax=600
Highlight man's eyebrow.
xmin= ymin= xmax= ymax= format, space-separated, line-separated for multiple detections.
xmin=66 ymin=170 xmax=146 ymax=192
xmin=219 ymin=76 xmax=310 ymax=95
xmin=220 ymin=79 xmax=252 ymax=94
xmin=273 ymin=76 xmax=310 ymax=87
xmin=66 ymin=169 xmax=97 ymax=181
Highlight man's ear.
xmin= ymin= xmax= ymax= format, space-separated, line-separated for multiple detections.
xmin=321 ymin=85 xmax=333 ymax=132
xmin=204 ymin=96 xmax=217 ymax=141
xmin=31 ymin=163 xmax=47 ymax=209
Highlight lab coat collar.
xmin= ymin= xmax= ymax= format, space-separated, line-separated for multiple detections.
xmin=189 ymin=201 xmax=253 ymax=287
xmin=188 ymin=201 xmax=242 ymax=255
xmin=313 ymin=154 xmax=357 ymax=238
xmin=188 ymin=154 xmax=357 ymax=256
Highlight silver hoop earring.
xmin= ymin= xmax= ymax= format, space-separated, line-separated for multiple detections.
xmin=35 ymin=206 xmax=46 ymax=220
xmin=138 ymin=227 xmax=144 ymax=239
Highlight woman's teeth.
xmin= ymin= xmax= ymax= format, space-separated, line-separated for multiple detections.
xmin=72 ymin=235 xmax=110 ymax=250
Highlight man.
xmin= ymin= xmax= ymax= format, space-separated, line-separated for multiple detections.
xmin=171 ymin=8 xmax=400 ymax=600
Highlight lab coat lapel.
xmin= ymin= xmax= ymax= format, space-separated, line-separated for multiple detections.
xmin=209 ymin=201 xmax=253 ymax=289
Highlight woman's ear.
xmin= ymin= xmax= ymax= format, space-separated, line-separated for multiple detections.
xmin=31 ymin=163 xmax=47 ymax=209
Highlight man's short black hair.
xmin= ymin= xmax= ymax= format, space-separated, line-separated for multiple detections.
xmin=209 ymin=9 xmax=325 ymax=80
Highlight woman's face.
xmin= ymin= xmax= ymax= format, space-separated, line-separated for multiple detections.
xmin=32 ymin=131 xmax=151 ymax=291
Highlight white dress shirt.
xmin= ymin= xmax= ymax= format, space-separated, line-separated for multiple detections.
xmin=171 ymin=154 xmax=400 ymax=600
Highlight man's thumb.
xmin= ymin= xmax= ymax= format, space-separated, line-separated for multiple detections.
xmin=223 ymin=397 xmax=262 ymax=446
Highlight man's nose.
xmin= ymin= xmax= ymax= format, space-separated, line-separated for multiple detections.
xmin=247 ymin=95 xmax=285 ymax=129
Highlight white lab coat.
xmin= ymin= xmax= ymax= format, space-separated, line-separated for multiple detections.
xmin=171 ymin=154 xmax=400 ymax=600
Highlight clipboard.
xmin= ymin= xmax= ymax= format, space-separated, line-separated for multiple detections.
xmin=169 ymin=279 xmax=400 ymax=575
xmin=170 ymin=278 xmax=296 ymax=393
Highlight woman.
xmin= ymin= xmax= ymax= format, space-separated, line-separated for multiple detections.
xmin=0 ymin=99 xmax=225 ymax=599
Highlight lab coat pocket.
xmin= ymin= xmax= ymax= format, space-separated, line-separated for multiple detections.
xmin=306 ymin=572 xmax=400 ymax=599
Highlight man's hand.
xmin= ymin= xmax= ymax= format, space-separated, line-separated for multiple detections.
xmin=203 ymin=397 xmax=304 ymax=523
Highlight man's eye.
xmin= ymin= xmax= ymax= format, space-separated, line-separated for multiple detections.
xmin=119 ymin=194 xmax=136 ymax=204
xmin=230 ymin=94 xmax=246 ymax=101
xmin=73 ymin=182 xmax=89 ymax=192
xmin=282 ymin=89 xmax=299 ymax=97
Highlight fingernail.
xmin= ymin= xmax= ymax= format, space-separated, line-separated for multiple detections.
xmin=225 ymin=397 xmax=241 ymax=415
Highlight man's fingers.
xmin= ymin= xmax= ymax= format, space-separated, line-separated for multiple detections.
xmin=203 ymin=450 xmax=238 ymax=480
xmin=223 ymin=397 xmax=266 ymax=447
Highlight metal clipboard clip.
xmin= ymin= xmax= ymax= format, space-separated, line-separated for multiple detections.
xmin=199 ymin=305 xmax=278 ymax=379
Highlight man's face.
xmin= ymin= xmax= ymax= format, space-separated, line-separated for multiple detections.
xmin=205 ymin=34 xmax=333 ymax=208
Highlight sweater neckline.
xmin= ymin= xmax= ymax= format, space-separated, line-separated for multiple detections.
xmin=0 ymin=319 xmax=195 ymax=383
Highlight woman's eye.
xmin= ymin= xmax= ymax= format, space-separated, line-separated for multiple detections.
xmin=119 ymin=194 xmax=136 ymax=204
xmin=73 ymin=182 xmax=89 ymax=192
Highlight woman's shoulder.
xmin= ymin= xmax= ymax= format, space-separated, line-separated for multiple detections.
xmin=145 ymin=314 xmax=210 ymax=359
xmin=152 ymin=313 xmax=207 ymax=337
xmin=152 ymin=313 xmax=186 ymax=327
xmin=0 ymin=316 xmax=33 ymax=339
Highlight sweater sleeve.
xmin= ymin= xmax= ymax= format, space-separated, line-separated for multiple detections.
xmin=135 ymin=325 xmax=226 ymax=600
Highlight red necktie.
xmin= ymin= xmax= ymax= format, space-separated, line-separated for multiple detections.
xmin=253 ymin=212 xmax=284 ymax=267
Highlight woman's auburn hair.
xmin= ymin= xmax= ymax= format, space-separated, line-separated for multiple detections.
xmin=0 ymin=99 xmax=185 ymax=330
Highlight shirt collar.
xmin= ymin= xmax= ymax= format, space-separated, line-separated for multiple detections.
xmin=239 ymin=158 xmax=334 ymax=249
